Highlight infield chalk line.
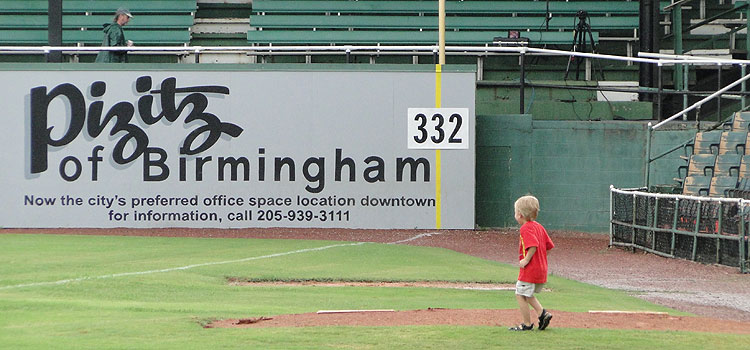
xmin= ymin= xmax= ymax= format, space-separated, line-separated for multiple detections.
xmin=388 ymin=232 xmax=443 ymax=244
xmin=0 ymin=232 xmax=441 ymax=291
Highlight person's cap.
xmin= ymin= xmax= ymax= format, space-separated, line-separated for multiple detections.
xmin=115 ymin=8 xmax=133 ymax=18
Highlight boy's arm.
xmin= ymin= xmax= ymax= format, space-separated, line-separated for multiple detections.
xmin=519 ymin=246 xmax=536 ymax=268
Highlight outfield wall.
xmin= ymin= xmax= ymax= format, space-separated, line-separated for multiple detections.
xmin=0 ymin=64 xmax=476 ymax=229
xmin=475 ymin=115 xmax=695 ymax=232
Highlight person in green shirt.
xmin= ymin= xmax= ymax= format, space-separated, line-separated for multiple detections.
xmin=95 ymin=8 xmax=133 ymax=63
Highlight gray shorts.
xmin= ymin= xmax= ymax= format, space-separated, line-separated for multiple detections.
xmin=515 ymin=280 xmax=544 ymax=297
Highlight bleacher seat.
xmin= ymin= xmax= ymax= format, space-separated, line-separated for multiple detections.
xmin=714 ymin=154 xmax=742 ymax=176
xmin=719 ymin=131 xmax=747 ymax=154
xmin=739 ymin=155 xmax=750 ymax=177
xmin=709 ymin=176 xmax=739 ymax=197
xmin=685 ymin=130 xmax=722 ymax=155
xmin=677 ymin=154 xmax=716 ymax=179
xmin=682 ymin=175 xmax=711 ymax=196
xmin=730 ymin=111 xmax=750 ymax=131
xmin=0 ymin=0 xmax=196 ymax=46
xmin=247 ymin=0 xmax=616 ymax=46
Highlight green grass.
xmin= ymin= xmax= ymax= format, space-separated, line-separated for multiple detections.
xmin=0 ymin=233 xmax=746 ymax=349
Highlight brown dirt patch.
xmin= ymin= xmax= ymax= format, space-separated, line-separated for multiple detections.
xmin=227 ymin=279 xmax=516 ymax=290
xmin=205 ymin=308 xmax=750 ymax=334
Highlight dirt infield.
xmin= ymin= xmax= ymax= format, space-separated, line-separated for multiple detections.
xmin=206 ymin=308 xmax=750 ymax=334
xmin=6 ymin=227 xmax=750 ymax=331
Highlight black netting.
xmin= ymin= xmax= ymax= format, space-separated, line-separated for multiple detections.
xmin=611 ymin=189 xmax=746 ymax=271
xmin=699 ymin=202 xmax=721 ymax=235
xmin=676 ymin=200 xmax=698 ymax=232
xmin=654 ymin=231 xmax=673 ymax=255
xmin=674 ymin=234 xmax=695 ymax=260
xmin=694 ymin=237 xmax=717 ymax=264
xmin=612 ymin=223 xmax=632 ymax=244
xmin=612 ymin=192 xmax=632 ymax=223
xmin=721 ymin=203 xmax=741 ymax=235
xmin=720 ymin=239 xmax=740 ymax=267
xmin=656 ymin=198 xmax=676 ymax=229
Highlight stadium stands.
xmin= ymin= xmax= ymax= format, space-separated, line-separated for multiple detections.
xmin=0 ymin=0 xmax=195 ymax=45
xmin=246 ymin=0 xmax=632 ymax=46
xmin=679 ymin=129 xmax=750 ymax=197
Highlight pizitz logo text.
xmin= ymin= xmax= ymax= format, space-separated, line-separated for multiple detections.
xmin=29 ymin=76 xmax=243 ymax=181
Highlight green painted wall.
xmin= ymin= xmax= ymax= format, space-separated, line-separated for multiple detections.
xmin=475 ymin=115 xmax=695 ymax=232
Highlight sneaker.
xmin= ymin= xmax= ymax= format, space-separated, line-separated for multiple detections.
xmin=538 ymin=309 xmax=553 ymax=330
xmin=508 ymin=323 xmax=534 ymax=331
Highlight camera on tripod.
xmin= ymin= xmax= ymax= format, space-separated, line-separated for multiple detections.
xmin=576 ymin=10 xmax=588 ymax=20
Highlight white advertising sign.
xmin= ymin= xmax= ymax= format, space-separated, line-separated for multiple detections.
xmin=0 ymin=66 xmax=475 ymax=229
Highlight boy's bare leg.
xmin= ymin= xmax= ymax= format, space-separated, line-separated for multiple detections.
xmin=515 ymin=294 xmax=532 ymax=325
xmin=527 ymin=296 xmax=544 ymax=318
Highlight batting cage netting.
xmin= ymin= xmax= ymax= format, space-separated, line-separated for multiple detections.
xmin=610 ymin=186 xmax=749 ymax=273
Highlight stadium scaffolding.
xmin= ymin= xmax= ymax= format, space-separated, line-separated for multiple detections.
xmin=610 ymin=186 xmax=749 ymax=273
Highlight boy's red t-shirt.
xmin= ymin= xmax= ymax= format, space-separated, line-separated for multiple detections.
xmin=518 ymin=220 xmax=554 ymax=284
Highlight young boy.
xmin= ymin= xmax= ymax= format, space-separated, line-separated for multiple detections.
xmin=509 ymin=195 xmax=554 ymax=331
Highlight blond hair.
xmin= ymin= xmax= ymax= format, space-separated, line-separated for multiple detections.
xmin=514 ymin=195 xmax=539 ymax=221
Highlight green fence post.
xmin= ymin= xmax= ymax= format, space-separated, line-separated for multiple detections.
xmin=692 ymin=201 xmax=702 ymax=262
xmin=741 ymin=207 xmax=747 ymax=273
xmin=717 ymin=203 xmax=723 ymax=265
xmin=609 ymin=186 xmax=614 ymax=247
xmin=652 ymin=198 xmax=659 ymax=252
xmin=631 ymin=194 xmax=637 ymax=248
xmin=645 ymin=123 xmax=652 ymax=188
xmin=672 ymin=198 xmax=679 ymax=256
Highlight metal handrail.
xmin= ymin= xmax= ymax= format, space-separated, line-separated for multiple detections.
xmin=0 ymin=45 xmax=697 ymax=65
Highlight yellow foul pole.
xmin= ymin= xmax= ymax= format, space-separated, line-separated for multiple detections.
xmin=435 ymin=0 xmax=445 ymax=229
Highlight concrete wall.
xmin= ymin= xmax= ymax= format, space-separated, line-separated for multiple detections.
xmin=475 ymin=115 xmax=695 ymax=232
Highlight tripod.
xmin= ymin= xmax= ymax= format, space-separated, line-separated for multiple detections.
xmin=564 ymin=11 xmax=604 ymax=80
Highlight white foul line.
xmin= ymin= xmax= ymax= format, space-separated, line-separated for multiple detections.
xmin=0 ymin=232 xmax=441 ymax=291
xmin=388 ymin=232 xmax=443 ymax=244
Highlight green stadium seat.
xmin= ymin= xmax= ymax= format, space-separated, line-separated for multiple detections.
xmin=249 ymin=15 xmax=638 ymax=31
xmin=0 ymin=14 xmax=193 ymax=29
xmin=247 ymin=30 xmax=590 ymax=45
xmin=677 ymin=154 xmax=716 ymax=179
xmin=251 ymin=1 xmax=667 ymax=16
xmin=0 ymin=29 xmax=190 ymax=45
xmin=685 ymin=130 xmax=722 ymax=155
xmin=0 ymin=0 xmax=195 ymax=45
xmin=247 ymin=0 xmax=619 ymax=46
xmin=730 ymin=111 xmax=750 ymax=132
xmin=719 ymin=131 xmax=747 ymax=155
xmin=740 ymin=155 xmax=750 ymax=178
xmin=0 ymin=1 xmax=196 ymax=14
xmin=682 ymin=175 xmax=711 ymax=196
xmin=714 ymin=154 xmax=742 ymax=177
xmin=709 ymin=176 xmax=739 ymax=197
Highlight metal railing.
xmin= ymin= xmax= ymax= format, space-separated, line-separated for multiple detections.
xmin=610 ymin=186 xmax=749 ymax=272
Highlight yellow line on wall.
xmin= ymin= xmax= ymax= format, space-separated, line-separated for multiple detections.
xmin=435 ymin=64 xmax=442 ymax=229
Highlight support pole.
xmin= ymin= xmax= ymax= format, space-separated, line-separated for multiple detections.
xmin=673 ymin=4 xmax=684 ymax=94
xmin=743 ymin=65 xmax=747 ymax=110
xmin=645 ymin=122 xmax=653 ymax=188
xmin=47 ymin=0 xmax=62 ymax=62
xmin=438 ymin=0 xmax=446 ymax=65
xmin=520 ymin=52 xmax=526 ymax=114
xmin=717 ymin=64 xmax=722 ymax=122
xmin=657 ymin=64 xmax=664 ymax=120
xmin=639 ymin=0 xmax=656 ymax=102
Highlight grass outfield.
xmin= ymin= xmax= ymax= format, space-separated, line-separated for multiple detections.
xmin=0 ymin=233 xmax=746 ymax=349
